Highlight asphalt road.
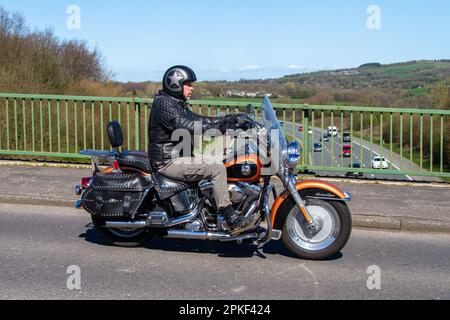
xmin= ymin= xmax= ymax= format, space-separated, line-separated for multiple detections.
xmin=308 ymin=129 xmax=411 ymax=180
xmin=283 ymin=121 xmax=436 ymax=182
xmin=0 ymin=203 xmax=449 ymax=300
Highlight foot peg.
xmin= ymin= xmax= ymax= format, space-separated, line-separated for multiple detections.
xmin=270 ymin=229 xmax=282 ymax=240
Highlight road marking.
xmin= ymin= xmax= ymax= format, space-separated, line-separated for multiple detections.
xmin=293 ymin=122 xmax=413 ymax=181
xmin=351 ymin=139 xmax=413 ymax=181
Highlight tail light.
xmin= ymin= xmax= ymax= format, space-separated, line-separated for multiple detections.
xmin=113 ymin=160 xmax=119 ymax=171
xmin=81 ymin=177 xmax=92 ymax=189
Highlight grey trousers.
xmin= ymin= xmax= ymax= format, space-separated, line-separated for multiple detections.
xmin=158 ymin=155 xmax=232 ymax=209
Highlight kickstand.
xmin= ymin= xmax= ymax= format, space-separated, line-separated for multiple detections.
xmin=254 ymin=245 xmax=267 ymax=259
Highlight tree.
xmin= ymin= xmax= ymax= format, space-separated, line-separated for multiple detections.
xmin=433 ymin=79 xmax=449 ymax=109
xmin=0 ymin=6 xmax=111 ymax=94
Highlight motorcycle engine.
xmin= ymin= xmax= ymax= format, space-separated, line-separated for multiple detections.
xmin=228 ymin=183 xmax=262 ymax=212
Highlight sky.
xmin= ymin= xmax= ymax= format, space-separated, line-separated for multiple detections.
xmin=1 ymin=0 xmax=449 ymax=82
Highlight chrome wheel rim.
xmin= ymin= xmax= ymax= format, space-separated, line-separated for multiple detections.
xmin=286 ymin=203 xmax=340 ymax=251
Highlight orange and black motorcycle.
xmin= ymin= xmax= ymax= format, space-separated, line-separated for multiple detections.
xmin=75 ymin=97 xmax=352 ymax=260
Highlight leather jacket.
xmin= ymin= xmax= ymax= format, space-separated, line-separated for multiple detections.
xmin=148 ymin=90 xmax=240 ymax=170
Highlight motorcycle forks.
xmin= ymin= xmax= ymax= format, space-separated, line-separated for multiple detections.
xmin=284 ymin=175 xmax=320 ymax=232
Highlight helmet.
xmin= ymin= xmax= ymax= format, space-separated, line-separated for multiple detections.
xmin=162 ymin=65 xmax=197 ymax=98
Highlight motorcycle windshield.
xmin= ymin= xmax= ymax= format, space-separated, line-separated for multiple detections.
xmin=261 ymin=96 xmax=287 ymax=154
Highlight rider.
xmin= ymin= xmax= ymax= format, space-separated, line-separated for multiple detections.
xmin=148 ymin=65 xmax=253 ymax=229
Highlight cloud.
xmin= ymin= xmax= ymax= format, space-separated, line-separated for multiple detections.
xmin=286 ymin=64 xmax=304 ymax=70
xmin=239 ymin=65 xmax=261 ymax=71
xmin=286 ymin=64 xmax=326 ymax=70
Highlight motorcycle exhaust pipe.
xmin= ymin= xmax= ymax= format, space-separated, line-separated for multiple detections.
xmin=104 ymin=221 xmax=147 ymax=229
xmin=103 ymin=222 xmax=232 ymax=241
xmin=165 ymin=230 xmax=231 ymax=241
xmin=103 ymin=204 xmax=202 ymax=229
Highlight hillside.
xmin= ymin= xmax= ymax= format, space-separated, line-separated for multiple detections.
xmin=176 ymin=60 xmax=450 ymax=109
xmin=275 ymin=60 xmax=450 ymax=91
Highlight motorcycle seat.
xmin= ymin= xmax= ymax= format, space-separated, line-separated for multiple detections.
xmin=116 ymin=150 xmax=152 ymax=174
xmin=151 ymin=172 xmax=191 ymax=200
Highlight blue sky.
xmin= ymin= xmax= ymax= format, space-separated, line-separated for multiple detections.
xmin=1 ymin=0 xmax=449 ymax=82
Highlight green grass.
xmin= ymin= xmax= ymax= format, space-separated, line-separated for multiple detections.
xmin=365 ymin=62 xmax=446 ymax=77
xmin=351 ymin=130 xmax=448 ymax=175
xmin=389 ymin=143 xmax=448 ymax=174
xmin=407 ymin=87 xmax=430 ymax=96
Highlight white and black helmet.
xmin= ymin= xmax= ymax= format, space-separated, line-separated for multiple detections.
xmin=162 ymin=65 xmax=197 ymax=98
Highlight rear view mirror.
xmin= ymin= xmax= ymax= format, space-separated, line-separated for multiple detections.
xmin=107 ymin=121 xmax=123 ymax=148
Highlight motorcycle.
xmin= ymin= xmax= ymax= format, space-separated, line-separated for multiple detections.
xmin=75 ymin=97 xmax=352 ymax=260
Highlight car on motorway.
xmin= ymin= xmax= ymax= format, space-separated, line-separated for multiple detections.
xmin=313 ymin=142 xmax=323 ymax=152
xmin=308 ymin=128 xmax=313 ymax=135
xmin=343 ymin=132 xmax=351 ymax=142
xmin=342 ymin=144 xmax=351 ymax=157
xmin=372 ymin=156 xmax=389 ymax=169
xmin=321 ymin=133 xmax=330 ymax=142
xmin=328 ymin=126 xmax=338 ymax=137
xmin=345 ymin=162 xmax=364 ymax=178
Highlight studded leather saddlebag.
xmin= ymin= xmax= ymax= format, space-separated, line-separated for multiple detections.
xmin=81 ymin=173 xmax=151 ymax=219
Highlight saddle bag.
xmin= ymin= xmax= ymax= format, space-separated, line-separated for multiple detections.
xmin=81 ymin=173 xmax=151 ymax=219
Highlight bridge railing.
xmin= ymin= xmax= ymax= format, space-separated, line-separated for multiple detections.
xmin=0 ymin=93 xmax=449 ymax=179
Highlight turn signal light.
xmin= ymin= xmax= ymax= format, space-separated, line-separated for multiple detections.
xmin=75 ymin=185 xmax=82 ymax=195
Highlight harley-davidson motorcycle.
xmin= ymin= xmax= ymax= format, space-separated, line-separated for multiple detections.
xmin=75 ymin=97 xmax=352 ymax=260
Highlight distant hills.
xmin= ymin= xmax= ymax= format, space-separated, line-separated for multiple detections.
xmin=271 ymin=60 xmax=450 ymax=91
xmin=115 ymin=60 xmax=449 ymax=109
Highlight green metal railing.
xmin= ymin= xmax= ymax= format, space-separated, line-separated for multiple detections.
xmin=0 ymin=93 xmax=449 ymax=179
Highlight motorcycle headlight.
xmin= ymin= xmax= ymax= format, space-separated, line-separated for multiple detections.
xmin=286 ymin=141 xmax=301 ymax=169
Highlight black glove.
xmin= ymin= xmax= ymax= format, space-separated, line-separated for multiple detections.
xmin=235 ymin=114 xmax=255 ymax=130
xmin=235 ymin=114 xmax=252 ymax=124
xmin=223 ymin=114 xmax=238 ymax=124
xmin=222 ymin=114 xmax=254 ymax=131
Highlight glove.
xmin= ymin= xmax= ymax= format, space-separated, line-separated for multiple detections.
xmin=223 ymin=114 xmax=238 ymax=124
xmin=235 ymin=114 xmax=255 ymax=130
xmin=222 ymin=114 xmax=254 ymax=131
xmin=235 ymin=114 xmax=252 ymax=125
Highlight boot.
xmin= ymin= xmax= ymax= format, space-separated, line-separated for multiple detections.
xmin=220 ymin=205 xmax=252 ymax=230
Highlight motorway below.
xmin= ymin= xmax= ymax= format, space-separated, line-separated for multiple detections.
xmin=0 ymin=203 xmax=449 ymax=300
xmin=283 ymin=121 xmax=441 ymax=182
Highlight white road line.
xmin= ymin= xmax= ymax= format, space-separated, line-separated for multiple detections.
xmin=292 ymin=122 xmax=413 ymax=180
xmin=351 ymin=139 xmax=413 ymax=181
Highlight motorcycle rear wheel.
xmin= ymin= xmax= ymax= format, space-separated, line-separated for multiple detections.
xmin=281 ymin=199 xmax=352 ymax=260
xmin=92 ymin=217 xmax=154 ymax=247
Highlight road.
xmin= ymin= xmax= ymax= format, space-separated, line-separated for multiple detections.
xmin=283 ymin=121 xmax=439 ymax=182
xmin=308 ymin=128 xmax=411 ymax=180
xmin=0 ymin=203 xmax=449 ymax=300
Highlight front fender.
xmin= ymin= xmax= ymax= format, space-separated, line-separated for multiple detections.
xmin=270 ymin=180 xmax=350 ymax=228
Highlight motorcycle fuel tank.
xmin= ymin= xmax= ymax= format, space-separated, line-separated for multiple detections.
xmin=224 ymin=155 xmax=261 ymax=183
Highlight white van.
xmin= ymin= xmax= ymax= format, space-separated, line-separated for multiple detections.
xmin=327 ymin=126 xmax=338 ymax=137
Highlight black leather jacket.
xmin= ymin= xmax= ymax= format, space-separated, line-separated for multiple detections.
xmin=148 ymin=90 xmax=239 ymax=170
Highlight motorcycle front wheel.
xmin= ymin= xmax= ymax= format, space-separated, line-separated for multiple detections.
xmin=281 ymin=199 xmax=352 ymax=260
xmin=92 ymin=217 xmax=154 ymax=247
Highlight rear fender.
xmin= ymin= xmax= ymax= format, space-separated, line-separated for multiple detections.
xmin=270 ymin=180 xmax=350 ymax=229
